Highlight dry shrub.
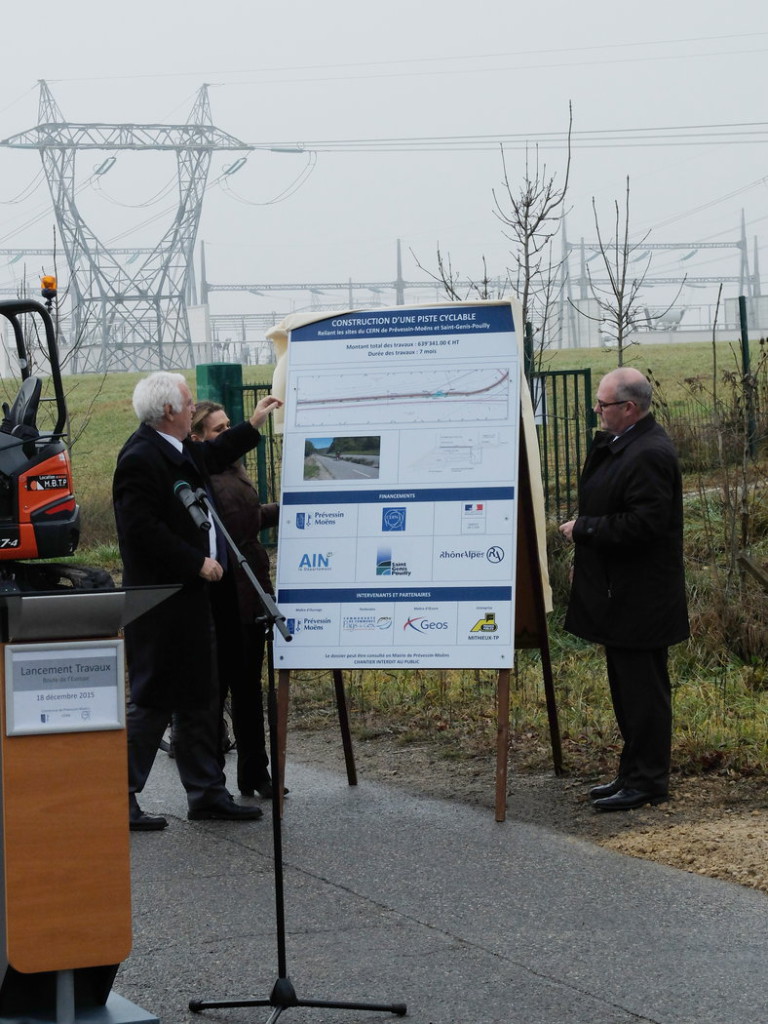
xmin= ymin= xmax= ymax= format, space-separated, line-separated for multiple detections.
xmin=77 ymin=493 xmax=118 ymax=548
xmin=744 ymin=483 xmax=768 ymax=538
xmin=688 ymin=574 xmax=768 ymax=673
xmin=545 ymin=521 xmax=573 ymax=608
xmin=668 ymin=420 xmax=743 ymax=473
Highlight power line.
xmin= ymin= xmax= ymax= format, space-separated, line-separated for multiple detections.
xmin=251 ymin=122 xmax=768 ymax=154
xmin=221 ymin=46 xmax=768 ymax=88
xmin=41 ymin=31 xmax=768 ymax=86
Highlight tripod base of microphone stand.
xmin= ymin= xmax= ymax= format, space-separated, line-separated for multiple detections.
xmin=189 ymin=975 xmax=407 ymax=1021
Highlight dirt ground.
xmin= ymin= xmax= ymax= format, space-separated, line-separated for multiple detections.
xmin=289 ymin=726 xmax=768 ymax=897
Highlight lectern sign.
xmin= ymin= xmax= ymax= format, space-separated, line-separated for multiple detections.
xmin=274 ymin=301 xmax=521 ymax=670
xmin=4 ymin=640 xmax=124 ymax=735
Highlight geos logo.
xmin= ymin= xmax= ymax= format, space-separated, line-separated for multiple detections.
xmin=403 ymin=616 xmax=449 ymax=633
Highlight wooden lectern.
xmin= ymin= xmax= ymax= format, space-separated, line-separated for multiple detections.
xmin=0 ymin=589 xmax=170 ymax=1024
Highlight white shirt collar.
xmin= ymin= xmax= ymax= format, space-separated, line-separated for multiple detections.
xmin=155 ymin=429 xmax=184 ymax=453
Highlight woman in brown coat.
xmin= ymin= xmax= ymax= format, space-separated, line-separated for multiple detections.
xmin=192 ymin=401 xmax=280 ymax=798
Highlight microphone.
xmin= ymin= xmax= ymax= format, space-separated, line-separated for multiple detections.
xmin=174 ymin=480 xmax=211 ymax=532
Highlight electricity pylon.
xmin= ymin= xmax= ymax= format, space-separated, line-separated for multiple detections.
xmin=0 ymin=80 xmax=253 ymax=372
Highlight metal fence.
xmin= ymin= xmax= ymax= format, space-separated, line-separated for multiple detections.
xmin=532 ymin=369 xmax=596 ymax=520
xmin=225 ymin=382 xmax=282 ymax=545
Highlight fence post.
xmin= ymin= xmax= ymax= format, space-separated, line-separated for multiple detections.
xmin=738 ymin=295 xmax=756 ymax=457
xmin=241 ymin=384 xmax=279 ymax=546
xmin=195 ymin=363 xmax=244 ymax=426
xmin=524 ymin=321 xmax=534 ymax=383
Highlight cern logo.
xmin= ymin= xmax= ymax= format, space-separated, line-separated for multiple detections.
xmin=382 ymin=507 xmax=406 ymax=532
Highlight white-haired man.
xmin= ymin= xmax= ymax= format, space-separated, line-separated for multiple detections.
xmin=113 ymin=371 xmax=281 ymax=829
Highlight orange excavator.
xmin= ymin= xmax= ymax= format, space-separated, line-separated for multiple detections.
xmin=0 ymin=281 xmax=111 ymax=591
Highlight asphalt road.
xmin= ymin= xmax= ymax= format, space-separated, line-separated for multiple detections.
xmin=115 ymin=746 xmax=768 ymax=1024
xmin=312 ymin=454 xmax=379 ymax=479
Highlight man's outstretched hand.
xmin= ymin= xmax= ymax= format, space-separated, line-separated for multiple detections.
xmin=249 ymin=395 xmax=283 ymax=429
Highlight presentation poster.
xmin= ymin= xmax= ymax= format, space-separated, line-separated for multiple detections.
xmin=274 ymin=301 xmax=520 ymax=669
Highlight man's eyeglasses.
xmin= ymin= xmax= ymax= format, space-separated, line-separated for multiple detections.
xmin=595 ymin=399 xmax=630 ymax=411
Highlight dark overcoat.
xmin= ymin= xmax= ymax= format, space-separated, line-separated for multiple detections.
xmin=564 ymin=413 xmax=689 ymax=650
xmin=113 ymin=420 xmax=261 ymax=709
xmin=208 ymin=463 xmax=279 ymax=621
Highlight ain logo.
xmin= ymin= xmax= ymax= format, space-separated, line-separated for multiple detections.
xmin=299 ymin=552 xmax=330 ymax=569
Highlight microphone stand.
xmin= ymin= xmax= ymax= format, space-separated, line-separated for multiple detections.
xmin=187 ymin=489 xmax=407 ymax=1024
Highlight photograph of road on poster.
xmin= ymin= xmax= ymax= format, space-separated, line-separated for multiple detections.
xmin=303 ymin=436 xmax=381 ymax=481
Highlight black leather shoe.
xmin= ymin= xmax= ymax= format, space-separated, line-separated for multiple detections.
xmin=188 ymin=799 xmax=263 ymax=821
xmin=129 ymin=797 xmax=168 ymax=832
xmin=593 ymin=788 xmax=668 ymax=812
xmin=588 ymin=777 xmax=623 ymax=800
xmin=255 ymin=781 xmax=290 ymax=799
xmin=240 ymin=778 xmax=290 ymax=799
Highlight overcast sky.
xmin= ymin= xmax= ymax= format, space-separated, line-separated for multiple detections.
xmin=0 ymin=1 xmax=766 ymax=327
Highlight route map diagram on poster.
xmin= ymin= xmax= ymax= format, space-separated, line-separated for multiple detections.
xmin=274 ymin=301 xmax=521 ymax=669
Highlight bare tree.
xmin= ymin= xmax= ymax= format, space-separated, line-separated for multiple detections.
xmin=412 ymin=104 xmax=573 ymax=370
xmin=410 ymin=247 xmax=508 ymax=302
xmin=491 ymin=102 xmax=572 ymax=349
xmin=575 ymin=178 xmax=687 ymax=366
xmin=583 ymin=177 xmax=651 ymax=366
xmin=585 ymin=178 xmax=688 ymax=366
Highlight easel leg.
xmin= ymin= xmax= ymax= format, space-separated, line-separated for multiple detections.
xmin=539 ymin=638 xmax=563 ymax=775
xmin=332 ymin=670 xmax=357 ymax=786
xmin=495 ymin=668 xmax=510 ymax=822
xmin=517 ymin=424 xmax=564 ymax=777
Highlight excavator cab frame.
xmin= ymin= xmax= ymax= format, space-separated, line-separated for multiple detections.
xmin=0 ymin=298 xmax=80 ymax=569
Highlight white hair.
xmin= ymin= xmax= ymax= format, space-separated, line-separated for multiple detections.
xmin=132 ymin=371 xmax=188 ymax=425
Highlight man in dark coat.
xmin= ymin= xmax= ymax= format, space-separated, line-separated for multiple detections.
xmin=113 ymin=371 xmax=282 ymax=830
xmin=559 ymin=368 xmax=689 ymax=811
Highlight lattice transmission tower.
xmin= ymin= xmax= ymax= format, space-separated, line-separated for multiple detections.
xmin=0 ymin=80 xmax=254 ymax=372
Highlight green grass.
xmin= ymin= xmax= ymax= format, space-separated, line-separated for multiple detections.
xmin=285 ymin=641 xmax=768 ymax=780
xmin=542 ymin=337 xmax=758 ymax=395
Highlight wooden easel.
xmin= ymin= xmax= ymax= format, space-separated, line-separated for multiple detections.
xmin=275 ymin=428 xmax=562 ymax=822
xmin=500 ymin=431 xmax=563 ymax=819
